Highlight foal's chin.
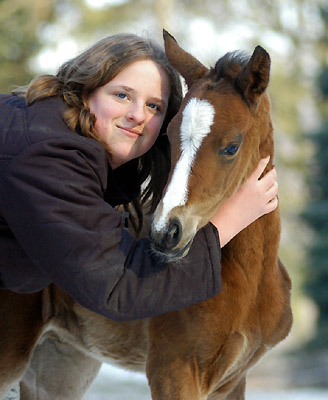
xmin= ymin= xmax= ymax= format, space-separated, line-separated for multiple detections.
xmin=150 ymin=239 xmax=193 ymax=263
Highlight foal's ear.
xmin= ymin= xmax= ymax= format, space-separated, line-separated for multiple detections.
xmin=236 ymin=46 xmax=271 ymax=106
xmin=163 ymin=30 xmax=208 ymax=88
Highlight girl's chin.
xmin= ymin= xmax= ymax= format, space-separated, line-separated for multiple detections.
xmin=107 ymin=151 xmax=139 ymax=169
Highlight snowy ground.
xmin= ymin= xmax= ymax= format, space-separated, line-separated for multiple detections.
xmin=85 ymin=364 xmax=328 ymax=400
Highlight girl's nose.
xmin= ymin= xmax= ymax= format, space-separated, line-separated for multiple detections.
xmin=126 ymin=102 xmax=146 ymax=124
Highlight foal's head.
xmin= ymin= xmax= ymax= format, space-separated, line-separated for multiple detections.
xmin=150 ymin=30 xmax=273 ymax=260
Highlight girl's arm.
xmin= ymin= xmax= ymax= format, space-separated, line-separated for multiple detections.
xmin=210 ymin=156 xmax=279 ymax=247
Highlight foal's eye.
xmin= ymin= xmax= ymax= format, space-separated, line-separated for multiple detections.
xmin=221 ymin=144 xmax=239 ymax=156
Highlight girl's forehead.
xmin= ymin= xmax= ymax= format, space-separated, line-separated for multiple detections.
xmin=106 ymin=59 xmax=171 ymax=103
xmin=113 ymin=59 xmax=167 ymax=81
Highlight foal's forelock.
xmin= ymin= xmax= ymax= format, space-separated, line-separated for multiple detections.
xmin=154 ymin=98 xmax=215 ymax=231
xmin=214 ymin=50 xmax=251 ymax=80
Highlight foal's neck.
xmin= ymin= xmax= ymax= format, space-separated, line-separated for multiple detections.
xmin=223 ymin=207 xmax=280 ymax=272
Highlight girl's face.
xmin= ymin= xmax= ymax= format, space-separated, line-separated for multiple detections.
xmin=88 ymin=59 xmax=170 ymax=169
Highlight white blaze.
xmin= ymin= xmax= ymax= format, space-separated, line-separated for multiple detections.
xmin=155 ymin=98 xmax=215 ymax=231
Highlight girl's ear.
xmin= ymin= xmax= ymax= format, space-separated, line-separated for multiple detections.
xmin=163 ymin=30 xmax=208 ymax=88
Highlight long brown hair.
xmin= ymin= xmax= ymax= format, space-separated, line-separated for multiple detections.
xmin=16 ymin=33 xmax=183 ymax=234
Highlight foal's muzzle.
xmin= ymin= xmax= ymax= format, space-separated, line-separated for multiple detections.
xmin=150 ymin=218 xmax=191 ymax=261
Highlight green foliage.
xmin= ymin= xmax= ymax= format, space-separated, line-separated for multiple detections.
xmin=0 ymin=0 xmax=56 ymax=92
xmin=301 ymin=6 xmax=328 ymax=347
xmin=303 ymin=136 xmax=328 ymax=330
xmin=317 ymin=67 xmax=328 ymax=99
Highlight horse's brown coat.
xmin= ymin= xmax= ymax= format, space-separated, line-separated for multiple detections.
xmin=0 ymin=31 xmax=292 ymax=400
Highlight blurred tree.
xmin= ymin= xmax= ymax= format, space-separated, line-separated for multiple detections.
xmin=302 ymin=5 xmax=328 ymax=348
xmin=0 ymin=0 xmax=56 ymax=92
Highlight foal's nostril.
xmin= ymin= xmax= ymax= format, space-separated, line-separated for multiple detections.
xmin=150 ymin=217 xmax=183 ymax=254
xmin=166 ymin=218 xmax=182 ymax=249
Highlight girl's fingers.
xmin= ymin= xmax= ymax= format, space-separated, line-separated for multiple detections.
xmin=252 ymin=156 xmax=270 ymax=180
xmin=265 ymin=181 xmax=279 ymax=201
xmin=266 ymin=195 xmax=279 ymax=213
xmin=259 ymin=166 xmax=277 ymax=190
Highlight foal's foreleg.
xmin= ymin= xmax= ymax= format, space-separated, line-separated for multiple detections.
xmin=225 ymin=377 xmax=246 ymax=400
xmin=207 ymin=376 xmax=246 ymax=400
xmin=20 ymin=335 xmax=101 ymax=400
xmin=147 ymin=358 xmax=202 ymax=400
xmin=0 ymin=291 xmax=44 ymax=400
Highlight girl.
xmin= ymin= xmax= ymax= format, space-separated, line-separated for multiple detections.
xmin=0 ymin=33 xmax=278 ymax=322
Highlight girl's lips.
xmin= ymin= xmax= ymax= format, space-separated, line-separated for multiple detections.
xmin=117 ymin=125 xmax=142 ymax=136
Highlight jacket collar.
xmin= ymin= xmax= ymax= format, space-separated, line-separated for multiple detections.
xmin=104 ymin=158 xmax=141 ymax=206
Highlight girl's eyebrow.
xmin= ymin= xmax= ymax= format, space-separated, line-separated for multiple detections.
xmin=149 ymin=96 xmax=167 ymax=109
xmin=116 ymin=85 xmax=135 ymax=93
xmin=109 ymin=84 xmax=135 ymax=94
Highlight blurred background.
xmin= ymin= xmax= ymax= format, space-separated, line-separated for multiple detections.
xmin=1 ymin=0 xmax=327 ymax=398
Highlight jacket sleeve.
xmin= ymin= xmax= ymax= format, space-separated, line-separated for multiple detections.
xmin=0 ymin=139 xmax=221 ymax=321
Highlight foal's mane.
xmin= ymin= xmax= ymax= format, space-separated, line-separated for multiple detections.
xmin=213 ymin=50 xmax=251 ymax=80
xmin=200 ymin=51 xmax=252 ymax=96
xmin=205 ymin=50 xmax=267 ymax=106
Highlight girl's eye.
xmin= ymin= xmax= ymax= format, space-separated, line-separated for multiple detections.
xmin=148 ymin=103 xmax=161 ymax=112
xmin=116 ymin=93 xmax=127 ymax=100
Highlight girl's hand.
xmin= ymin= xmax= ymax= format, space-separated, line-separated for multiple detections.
xmin=210 ymin=156 xmax=278 ymax=247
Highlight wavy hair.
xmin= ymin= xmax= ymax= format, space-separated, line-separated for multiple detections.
xmin=16 ymin=34 xmax=183 ymax=234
